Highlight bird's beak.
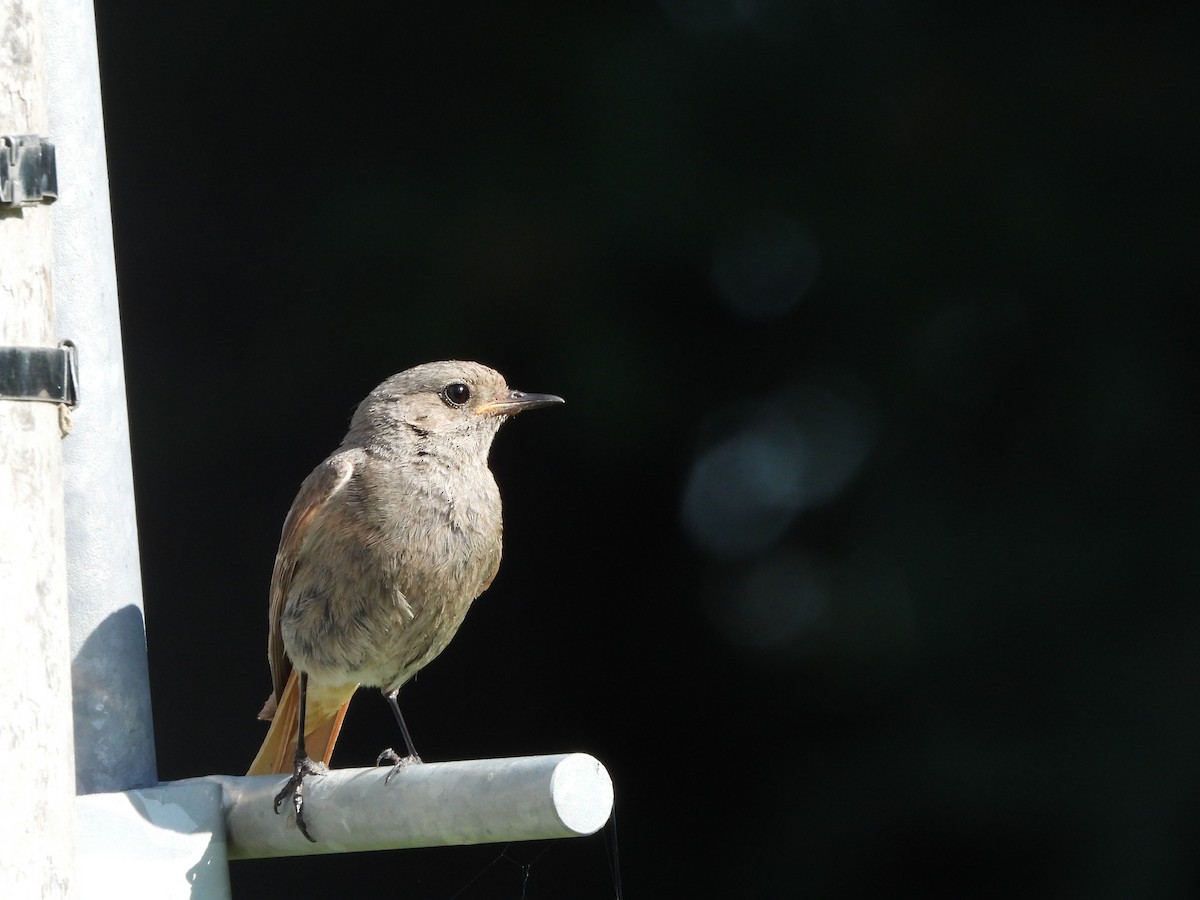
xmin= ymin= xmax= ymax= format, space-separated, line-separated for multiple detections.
xmin=477 ymin=390 xmax=565 ymax=418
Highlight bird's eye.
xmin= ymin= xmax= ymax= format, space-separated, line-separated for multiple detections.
xmin=441 ymin=382 xmax=471 ymax=407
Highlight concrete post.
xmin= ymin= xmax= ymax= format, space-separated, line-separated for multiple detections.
xmin=1 ymin=0 xmax=77 ymax=895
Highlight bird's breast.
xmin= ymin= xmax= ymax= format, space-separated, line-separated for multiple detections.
xmin=281 ymin=458 xmax=503 ymax=691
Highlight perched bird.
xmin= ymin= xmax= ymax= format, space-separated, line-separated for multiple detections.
xmin=247 ymin=360 xmax=564 ymax=840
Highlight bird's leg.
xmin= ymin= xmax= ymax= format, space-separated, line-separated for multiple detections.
xmin=376 ymin=688 xmax=422 ymax=784
xmin=273 ymin=672 xmax=325 ymax=841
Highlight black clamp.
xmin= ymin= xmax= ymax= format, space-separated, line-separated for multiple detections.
xmin=0 ymin=342 xmax=79 ymax=407
xmin=1 ymin=134 xmax=58 ymax=206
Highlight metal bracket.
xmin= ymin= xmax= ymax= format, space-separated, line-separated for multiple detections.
xmin=1 ymin=134 xmax=58 ymax=206
xmin=0 ymin=342 xmax=79 ymax=406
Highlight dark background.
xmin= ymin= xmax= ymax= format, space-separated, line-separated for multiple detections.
xmin=93 ymin=2 xmax=1198 ymax=897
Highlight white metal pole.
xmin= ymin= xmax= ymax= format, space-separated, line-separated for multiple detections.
xmin=1 ymin=0 xmax=78 ymax=895
xmin=42 ymin=0 xmax=157 ymax=792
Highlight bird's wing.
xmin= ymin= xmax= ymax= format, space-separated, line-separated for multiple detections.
xmin=262 ymin=454 xmax=357 ymax=713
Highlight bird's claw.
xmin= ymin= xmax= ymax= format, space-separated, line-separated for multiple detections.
xmin=376 ymin=747 xmax=423 ymax=784
xmin=273 ymin=755 xmax=327 ymax=842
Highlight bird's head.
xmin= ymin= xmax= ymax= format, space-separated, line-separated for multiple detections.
xmin=347 ymin=360 xmax=564 ymax=460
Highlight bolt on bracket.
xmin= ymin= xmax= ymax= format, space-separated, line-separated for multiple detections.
xmin=1 ymin=134 xmax=58 ymax=206
xmin=0 ymin=342 xmax=79 ymax=406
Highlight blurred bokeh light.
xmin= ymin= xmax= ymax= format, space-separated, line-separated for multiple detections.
xmin=683 ymin=379 xmax=874 ymax=558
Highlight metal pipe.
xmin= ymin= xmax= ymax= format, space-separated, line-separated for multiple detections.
xmin=189 ymin=753 xmax=614 ymax=860
xmin=43 ymin=0 xmax=157 ymax=792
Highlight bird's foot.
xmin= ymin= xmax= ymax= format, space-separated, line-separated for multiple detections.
xmin=273 ymin=755 xmax=328 ymax=842
xmin=376 ymin=747 xmax=423 ymax=784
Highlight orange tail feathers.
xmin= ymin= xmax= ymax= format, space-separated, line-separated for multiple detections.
xmin=247 ymin=670 xmax=358 ymax=775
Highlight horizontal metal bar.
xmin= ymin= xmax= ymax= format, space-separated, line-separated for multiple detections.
xmin=183 ymin=752 xmax=613 ymax=860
